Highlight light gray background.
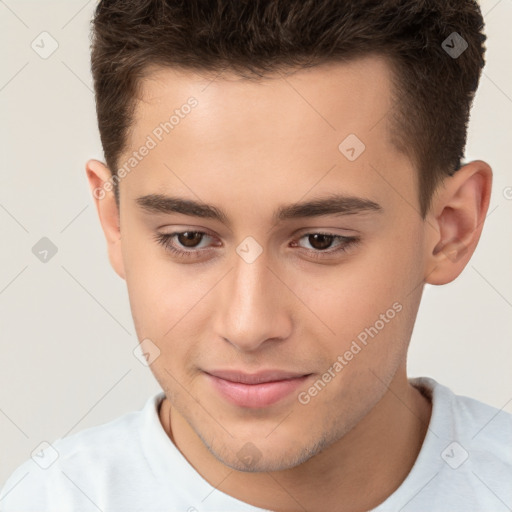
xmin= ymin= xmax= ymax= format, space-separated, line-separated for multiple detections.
xmin=1 ymin=0 xmax=511 ymax=486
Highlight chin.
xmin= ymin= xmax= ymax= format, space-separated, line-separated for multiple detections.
xmin=202 ymin=432 xmax=333 ymax=473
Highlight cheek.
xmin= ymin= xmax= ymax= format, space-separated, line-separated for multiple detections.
xmin=304 ymin=235 xmax=419 ymax=325
xmin=123 ymin=238 xmax=213 ymax=377
xmin=122 ymin=236 xmax=189 ymax=338
xmin=291 ymin=225 xmax=423 ymax=370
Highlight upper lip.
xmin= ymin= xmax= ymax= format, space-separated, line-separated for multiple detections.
xmin=205 ymin=369 xmax=311 ymax=385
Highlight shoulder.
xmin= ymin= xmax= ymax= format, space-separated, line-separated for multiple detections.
xmin=432 ymin=378 xmax=510 ymax=446
xmin=0 ymin=393 xmax=162 ymax=511
xmin=373 ymin=377 xmax=512 ymax=512
xmin=414 ymin=376 xmax=512 ymax=456
xmin=446 ymin=381 xmax=512 ymax=473
xmin=414 ymin=377 xmax=512 ymax=504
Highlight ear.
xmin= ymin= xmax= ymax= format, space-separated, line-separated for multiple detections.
xmin=424 ymin=160 xmax=492 ymax=285
xmin=85 ymin=159 xmax=126 ymax=280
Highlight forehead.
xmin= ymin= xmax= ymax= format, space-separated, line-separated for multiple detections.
xmin=121 ymin=56 xmax=415 ymax=220
xmin=134 ymin=55 xmax=395 ymax=141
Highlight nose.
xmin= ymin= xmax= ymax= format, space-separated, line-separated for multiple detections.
xmin=213 ymin=250 xmax=293 ymax=353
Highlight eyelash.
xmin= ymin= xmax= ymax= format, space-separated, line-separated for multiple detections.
xmin=153 ymin=231 xmax=360 ymax=261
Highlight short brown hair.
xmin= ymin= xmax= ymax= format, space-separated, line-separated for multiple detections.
xmin=90 ymin=0 xmax=486 ymax=217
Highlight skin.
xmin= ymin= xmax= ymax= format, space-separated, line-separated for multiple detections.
xmin=86 ymin=55 xmax=492 ymax=511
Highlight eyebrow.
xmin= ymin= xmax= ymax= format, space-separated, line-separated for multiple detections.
xmin=136 ymin=193 xmax=383 ymax=226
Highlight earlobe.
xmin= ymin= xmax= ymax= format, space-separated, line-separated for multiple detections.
xmin=424 ymin=160 xmax=492 ymax=285
xmin=85 ymin=159 xmax=126 ymax=280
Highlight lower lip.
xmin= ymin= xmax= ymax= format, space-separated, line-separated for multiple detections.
xmin=205 ymin=373 xmax=312 ymax=408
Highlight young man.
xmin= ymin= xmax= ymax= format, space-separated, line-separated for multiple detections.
xmin=1 ymin=0 xmax=510 ymax=510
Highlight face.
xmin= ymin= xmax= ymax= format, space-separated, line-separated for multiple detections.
xmin=110 ymin=56 xmax=431 ymax=471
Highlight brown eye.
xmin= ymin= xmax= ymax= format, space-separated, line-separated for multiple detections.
xmin=154 ymin=230 xmax=217 ymax=259
xmin=306 ymin=233 xmax=335 ymax=251
xmin=177 ymin=231 xmax=204 ymax=248
xmin=293 ymin=232 xmax=360 ymax=260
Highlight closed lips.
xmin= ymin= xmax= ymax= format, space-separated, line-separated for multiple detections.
xmin=204 ymin=370 xmax=312 ymax=384
xmin=204 ymin=370 xmax=314 ymax=408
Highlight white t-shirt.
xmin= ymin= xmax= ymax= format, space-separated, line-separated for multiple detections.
xmin=1 ymin=376 xmax=511 ymax=511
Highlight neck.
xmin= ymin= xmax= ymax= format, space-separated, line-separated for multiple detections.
xmin=159 ymin=369 xmax=432 ymax=512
